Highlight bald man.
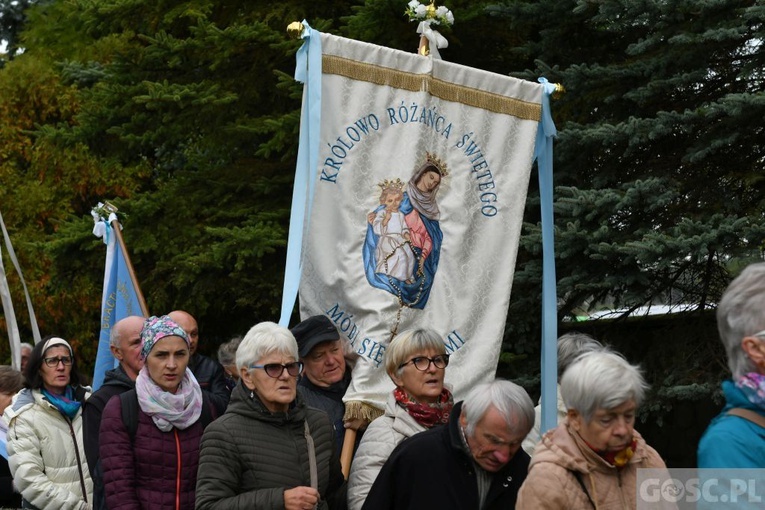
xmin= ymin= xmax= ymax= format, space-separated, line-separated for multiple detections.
xmin=169 ymin=310 xmax=230 ymax=415
xmin=84 ymin=315 xmax=146 ymax=510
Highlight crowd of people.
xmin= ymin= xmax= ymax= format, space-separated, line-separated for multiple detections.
xmin=1 ymin=262 xmax=764 ymax=509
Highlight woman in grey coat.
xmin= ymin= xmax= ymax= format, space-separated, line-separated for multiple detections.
xmin=195 ymin=322 xmax=346 ymax=510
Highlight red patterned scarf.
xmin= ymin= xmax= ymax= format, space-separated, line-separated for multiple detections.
xmin=394 ymin=386 xmax=454 ymax=428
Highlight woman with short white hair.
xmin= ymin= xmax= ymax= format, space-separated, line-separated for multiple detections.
xmin=196 ymin=321 xmax=346 ymax=510
xmin=517 ymin=349 xmax=667 ymax=509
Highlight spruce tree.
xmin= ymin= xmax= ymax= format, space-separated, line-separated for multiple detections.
xmin=491 ymin=0 xmax=765 ymax=346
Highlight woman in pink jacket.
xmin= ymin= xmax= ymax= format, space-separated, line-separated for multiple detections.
xmin=517 ymin=350 xmax=669 ymax=509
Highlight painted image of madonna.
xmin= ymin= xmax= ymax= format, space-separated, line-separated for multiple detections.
xmin=363 ymin=152 xmax=446 ymax=309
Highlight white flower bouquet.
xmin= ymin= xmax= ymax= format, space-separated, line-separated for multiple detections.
xmin=405 ymin=1 xmax=454 ymax=27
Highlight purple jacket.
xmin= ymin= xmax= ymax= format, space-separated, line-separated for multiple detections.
xmin=99 ymin=394 xmax=205 ymax=510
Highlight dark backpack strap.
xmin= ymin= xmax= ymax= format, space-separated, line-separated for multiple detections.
xmin=199 ymin=391 xmax=217 ymax=428
xmin=92 ymin=459 xmax=107 ymax=510
xmin=119 ymin=389 xmax=139 ymax=443
xmin=727 ymin=407 xmax=765 ymax=429
xmin=120 ymin=388 xmax=215 ymax=440
xmin=573 ymin=471 xmax=596 ymax=509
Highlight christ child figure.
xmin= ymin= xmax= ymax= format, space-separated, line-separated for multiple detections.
xmin=369 ymin=179 xmax=418 ymax=283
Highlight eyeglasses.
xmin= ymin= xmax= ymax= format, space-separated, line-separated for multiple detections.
xmin=248 ymin=361 xmax=304 ymax=378
xmin=43 ymin=356 xmax=73 ymax=368
xmin=398 ymin=354 xmax=450 ymax=371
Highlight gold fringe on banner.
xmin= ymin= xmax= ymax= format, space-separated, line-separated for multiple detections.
xmin=429 ymin=77 xmax=542 ymax=121
xmin=322 ymin=54 xmax=542 ymax=122
xmin=323 ymin=55 xmax=428 ymax=93
xmin=343 ymin=400 xmax=385 ymax=423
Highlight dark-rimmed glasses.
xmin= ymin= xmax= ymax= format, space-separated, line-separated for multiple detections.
xmin=44 ymin=356 xmax=73 ymax=368
xmin=249 ymin=361 xmax=304 ymax=378
xmin=398 ymin=354 xmax=450 ymax=371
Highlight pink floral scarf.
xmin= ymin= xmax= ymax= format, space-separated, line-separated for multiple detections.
xmin=135 ymin=367 xmax=203 ymax=432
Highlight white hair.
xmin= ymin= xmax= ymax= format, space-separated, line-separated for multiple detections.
xmin=109 ymin=316 xmax=145 ymax=348
xmin=110 ymin=326 xmax=121 ymax=348
xmin=218 ymin=336 xmax=242 ymax=366
xmin=236 ymin=322 xmax=298 ymax=370
xmin=716 ymin=262 xmax=765 ymax=379
xmin=561 ymin=349 xmax=648 ymax=422
xmin=556 ymin=332 xmax=603 ymax=380
xmin=462 ymin=379 xmax=534 ymax=436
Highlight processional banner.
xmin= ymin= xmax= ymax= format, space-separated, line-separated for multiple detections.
xmin=291 ymin=30 xmax=545 ymax=412
xmin=0 ymin=210 xmax=41 ymax=371
xmin=91 ymin=207 xmax=148 ymax=391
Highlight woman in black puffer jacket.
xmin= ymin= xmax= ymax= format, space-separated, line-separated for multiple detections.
xmin=195 ymin=321 xmax=346 ymax=510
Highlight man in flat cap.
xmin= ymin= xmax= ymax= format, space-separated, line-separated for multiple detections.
xmin=291 ymin=315 xmax=353 ymax=450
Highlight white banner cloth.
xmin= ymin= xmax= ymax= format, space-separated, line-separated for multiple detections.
xmin=298 ymin=33 xmax=543 ymax=410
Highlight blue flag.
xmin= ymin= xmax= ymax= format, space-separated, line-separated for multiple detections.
xmin=92 ymin=209 xmax=147 ymax=390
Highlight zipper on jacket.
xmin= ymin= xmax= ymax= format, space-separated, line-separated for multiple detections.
xmin=174 ymin=429 xmax=182 ymax=510
xmin=67 ymin=416 xmax=89 ymax=504
xmin=617 ymin=470 xmax=628 ymax=509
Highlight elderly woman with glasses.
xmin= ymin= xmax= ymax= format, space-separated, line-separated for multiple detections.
xmin=195 ymin=321 xmax=346 ymax=510
xmin=347 ymin=329 xmax=453 ymax=510
xmin=3 ymin=336 xmax=93 ymax=509
xmin=516 ymin=350 xmax=667 ymax=509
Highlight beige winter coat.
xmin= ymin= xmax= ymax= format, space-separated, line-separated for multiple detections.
xmin=4 ymin=388 xmax=93 ymax=510
xmin=347 ymin=392 xmax=427 ymax=510
xmin=522 ymin=384 xmax=567 ymax=456
xmin=516 ymin=419 xmax=667 ymax=509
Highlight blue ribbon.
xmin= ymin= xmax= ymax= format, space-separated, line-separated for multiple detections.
xmin=535 ymin=77 xmax=559 ymax=435
xmin=280 ymin=22 xmax=323 ymax=326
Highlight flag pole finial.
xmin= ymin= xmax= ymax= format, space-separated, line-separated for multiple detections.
xmin=287 ymin=21 xmax=304 ymax=40
xmin=102 ymin=201 xmax=118 ymax=214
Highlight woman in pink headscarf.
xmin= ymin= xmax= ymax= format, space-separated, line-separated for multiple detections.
xmin=99 ymin=315 xmax=214 ymax=510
